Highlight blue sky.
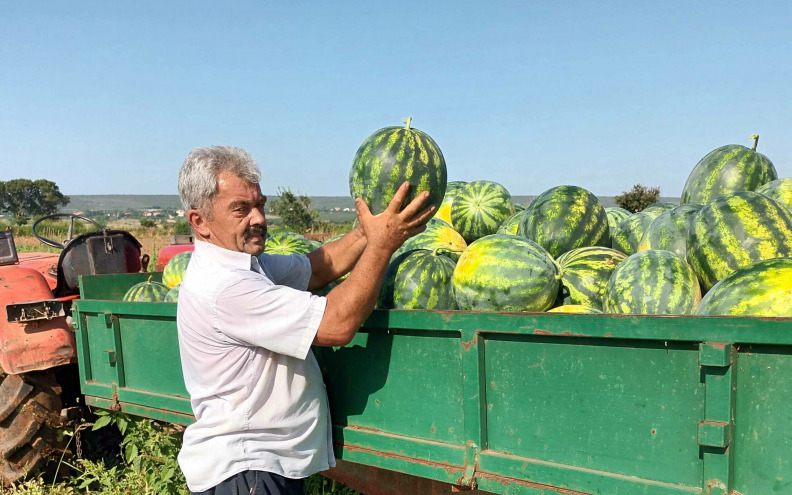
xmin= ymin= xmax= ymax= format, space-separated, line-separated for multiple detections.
xmin=2 ymin=1 xmax=791 ymax=197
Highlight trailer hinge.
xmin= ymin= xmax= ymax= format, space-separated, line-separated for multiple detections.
xmin=455 ymin=441 xmax=478 ymax=490
xmin=110 ymin=387 xmax=121 ymax=412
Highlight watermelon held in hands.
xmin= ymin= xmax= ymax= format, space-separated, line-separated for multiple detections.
xmin=123 ymin=277 xmax=170 ymax=302
xmin=603 ymin=250 xmax=701 ymax=315
xmin=349 ymin=117 xmax=447 ymax=222
xmin=380 ymin=249 xmax=457 ymax=310
xmin=695 ymin=257 xmax=792 ymax=316
xmin=451 ymin=181 xmax=514 ymax=244
xmin=681 ymin=135 xmax=777 ymax=205
xmin=162 ymin=251 xmax=192 ymax=288
xmin=452 ymin=234 xmax=560 ymax=312
xmin=517 ymin=185 xmax=610 ymax=259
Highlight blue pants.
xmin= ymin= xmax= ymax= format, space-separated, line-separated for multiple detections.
xmin=191 ymin=470 xmax=303 ymax=495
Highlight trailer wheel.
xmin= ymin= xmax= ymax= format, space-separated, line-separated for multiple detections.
xmin=0 ymin=370 xmax=64 ymax=486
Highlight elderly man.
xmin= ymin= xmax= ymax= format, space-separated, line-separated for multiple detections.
xmin=175 ymin=146 xmax=432 ymax=495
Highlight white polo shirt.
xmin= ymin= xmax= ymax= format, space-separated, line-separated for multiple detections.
xmin=176 ymin=240 xmax=333 ymax=492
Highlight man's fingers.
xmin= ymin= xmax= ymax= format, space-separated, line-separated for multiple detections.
xmin=406 ymin=205 xmax=437 ymax=228
xmin=405 ymin=224 xmax=428 ymax=238
xmin=386 ymin=182 xmax=411 ymax=213
xmin=355 ymin=197 xmax=372 ymax=223
xmin=399 ymin=189 xmax=430 ymax=218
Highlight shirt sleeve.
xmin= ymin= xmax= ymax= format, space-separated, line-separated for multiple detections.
xmin=257 ymin=253 xmax=313 ymax=291
xmin=214 ymin=272 xmax=326 ymax=359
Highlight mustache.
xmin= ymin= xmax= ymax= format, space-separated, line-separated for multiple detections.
xmin=243 ymin=225 xmax=267 ymax=242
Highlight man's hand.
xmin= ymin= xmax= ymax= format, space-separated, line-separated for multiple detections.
xmin=355 ymin=182 xmax=436 ymax=255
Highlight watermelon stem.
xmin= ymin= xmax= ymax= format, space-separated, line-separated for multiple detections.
xmin=550 ymin=257 xmax=564 ymax=280
xmin=402 ymin=117 xmax=412 ymax=130
xmin=750 ymin=134 xmax=759 ymax=151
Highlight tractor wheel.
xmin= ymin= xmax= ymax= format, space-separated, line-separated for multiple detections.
xmin=0 ymin=370 xmax=64 ymax=485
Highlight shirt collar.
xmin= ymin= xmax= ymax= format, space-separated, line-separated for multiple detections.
xmin=194 ymin=239 xmax=258 ymax=271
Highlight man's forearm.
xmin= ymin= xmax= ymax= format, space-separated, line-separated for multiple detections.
xmin=306 ymin=227 xmax=366 ymax=290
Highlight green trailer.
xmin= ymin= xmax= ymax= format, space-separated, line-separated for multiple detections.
xmin=72 ymin=273 xmax=792 ymax=495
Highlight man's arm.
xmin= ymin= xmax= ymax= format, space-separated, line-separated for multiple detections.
xmin=313 ymin=183 xmax=434 ymax=346
xmin=305 ymin=226 xmax=366 ymax=291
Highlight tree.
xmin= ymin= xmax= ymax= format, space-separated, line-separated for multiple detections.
xmin=0 ymin=179 xmax=70 ymax=222
xmin=139 ymin=218 xmax=157 ymax=228
xmin=269 ymin=188 xmax=319 ymax=233
xmin=614 ymin=184 xmax=661 ymax=213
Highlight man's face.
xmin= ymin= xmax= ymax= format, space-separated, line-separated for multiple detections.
xmin=197 ymin=170 xmax=268 ymax=256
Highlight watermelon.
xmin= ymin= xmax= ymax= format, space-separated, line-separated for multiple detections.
xmin=164 ymin=284 xmax=181 ymax=303
xmin=452 ymin=234 xmax=560 ymax=312
xmin=496 ymin=211 xmax=523 ymax=235
xmin=514 ymin=203 xmax=526 ymax=212
xmin=636 ymin=205 xmax=701 ymax=260
xmin=162 ymin=251 xmax=192 ymax=289
xmin=695 ymin=257 xmax=792 ymax=316
xmin=394 ymin=222 xmax=467 ymax=261
xmin=686 ymin=191 xmax=792 ymax=291
xmin=641 ymin=202 xmax=677 ymax=215
xmin=681 ymin=136 xmax=777 ymax=205
xmin=451 ymin=181 xmax=514 ymax=244
xmin=603 ymin=250 xmax=701 ymax=315
xmin=518 ymin=185 xmax=609 ymax=259
xmin=547 ymin=305 xmax=603 ymax=314
xmin=123 ymin=277 xmax=170 ymax=302
xmin=610 ymin=207 xmax=668 ymax=256
xmin=556 ymin=247 xmax=628 ymax=310
xmin=435 ymin=181 xmax=467 ymax=225
xmin=380 ymin=250 xmax=457 ymax=310
xmin=756 ymin=178 xmax=792 ymax=213
xmin=321 ymin=234 xmax=344 ymax=245
xmin=349 ymin=117 xmax=447 ymax=221
xmin=264 ymin=232 xmax=317 ymax=255
xmin=605 ymin=207 xmax=631 ymax=233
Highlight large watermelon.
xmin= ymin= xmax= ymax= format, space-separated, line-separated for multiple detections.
xmin=349 ymin=117 xmax=447 ymax=221
xmin=610 ymin=207 xmax=668 ymax=256
xmin=496 ymin=211 xmax=523 ymax=235
xmin=380 ymin=249 xmax=457 ymax=310
xmin=517 ymin=185 xmax=609 ymax=259
xmin=162 ymin=251 xmax=192 ymax=289
xmin=636 ymin=205 xmax=701 ymax=260
xmin=123 ymin=277 xmax=170 ymax=302
xmin=756 ymin=178 xmax=792 ymax=213
xmin=681 ymin=136 xmax=777 ymax=205
xmin=264 ymin=232 xmax=317 ymax=255
xmin=556 ymin=247 xmax=628 ymax=310
xmin=695 ymin=257 xmax=792 ymax=316
xmin=451 ymin=181 xmax=514 ymax=244
xmin=603 ymin=250 xmax=701 ymax=315
xmin=452 ymin=234 xmax=560 ymax=312
xmin=394 ymin=221 xmax=467 ymax=261
xmin=641 ymin=202 xmax=677 ymax=216
xmin=686 ymin=191 xmax=792 ymax=291
xmin=435 ymin=181 xmax=467 ymax=225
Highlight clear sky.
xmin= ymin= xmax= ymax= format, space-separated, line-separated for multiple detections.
xmin=2 ymin=1 xmax=791 ymax=197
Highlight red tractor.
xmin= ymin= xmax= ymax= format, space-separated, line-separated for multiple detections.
xmin=0 ymin=214 xmax=158 ymax=484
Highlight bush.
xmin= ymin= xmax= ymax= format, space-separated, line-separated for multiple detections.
xmin=172 ymin=220 xmax=191 ymax=236
xmin=614 ymin=184 xmax=661 ymax=212
xmin=139 ymin=218 xmax=157 ymax=229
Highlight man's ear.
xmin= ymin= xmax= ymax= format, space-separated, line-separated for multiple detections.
xmin=188 ymin=209 xmax=210 ymax=239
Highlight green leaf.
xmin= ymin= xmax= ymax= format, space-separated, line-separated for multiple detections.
xmin=92 ymin=415 xmax=112 ymax=431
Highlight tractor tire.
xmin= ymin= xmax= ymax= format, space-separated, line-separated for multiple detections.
xmin=0 ymin=370 xmax=64 ymax=486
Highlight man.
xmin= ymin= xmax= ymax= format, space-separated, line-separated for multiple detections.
xmin=176 ymin=146 xmax=433 ymax=495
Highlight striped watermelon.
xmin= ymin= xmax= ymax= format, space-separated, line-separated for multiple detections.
xmin=452 ymin=234 xmax=560 ymax=312
xmin=556 ymin=247 xmax=628 ymax=310
xmin=610 ymin=207 xmax=668 ymax=256
xmin=164 ymin=284 xmax=181 ymax=303
xmin=696 ymin=257 xmax=792 ymax=316
xmin=606 ymin=207 xmax=631 ymax=233
xmin=380 ymin=250 xmax=457 ymax=310
xmin=395 ymin=221 xmax=467 ymax=261
xmin=451 ymin=181 xmax=514 ymax=244
xmin=547 ymin=305 xmax=603 ymax=314
xmin=514 ymin=203 xmax=526 ymax=212
xmin=637 ymin=205 xmax=701 ymax=260
xmin=686 ymin=191 xmax=792 ymax=291
xmin=162 ymin=251 xmax=192 ymax=288
xmin=518 ymin=185 xmax=609 ymax=259
xmin=641 ymin=202 xmax=677 ymax=215
xmin=435 ymin=181 xmax=467 ymax=225
xmin=681 ymin=136 xmax=777 ymax=205
xmin=603 ymin=250 xmax=701 ymax=315
xmin=496 ymin=211 xmax=523 ymax=235
xmin=264 ymin=232 xmax=317 ymax=255
xmin=756 ymin=178 xmax=792 ymax=213
xmin=123 ymin=277 xmax=170 ymax=302
xmin=349 ymin=117 xmax=447 ymax=222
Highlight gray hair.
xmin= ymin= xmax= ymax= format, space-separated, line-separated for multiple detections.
xmin=178 ymin=146 xmax=261 ymax=216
